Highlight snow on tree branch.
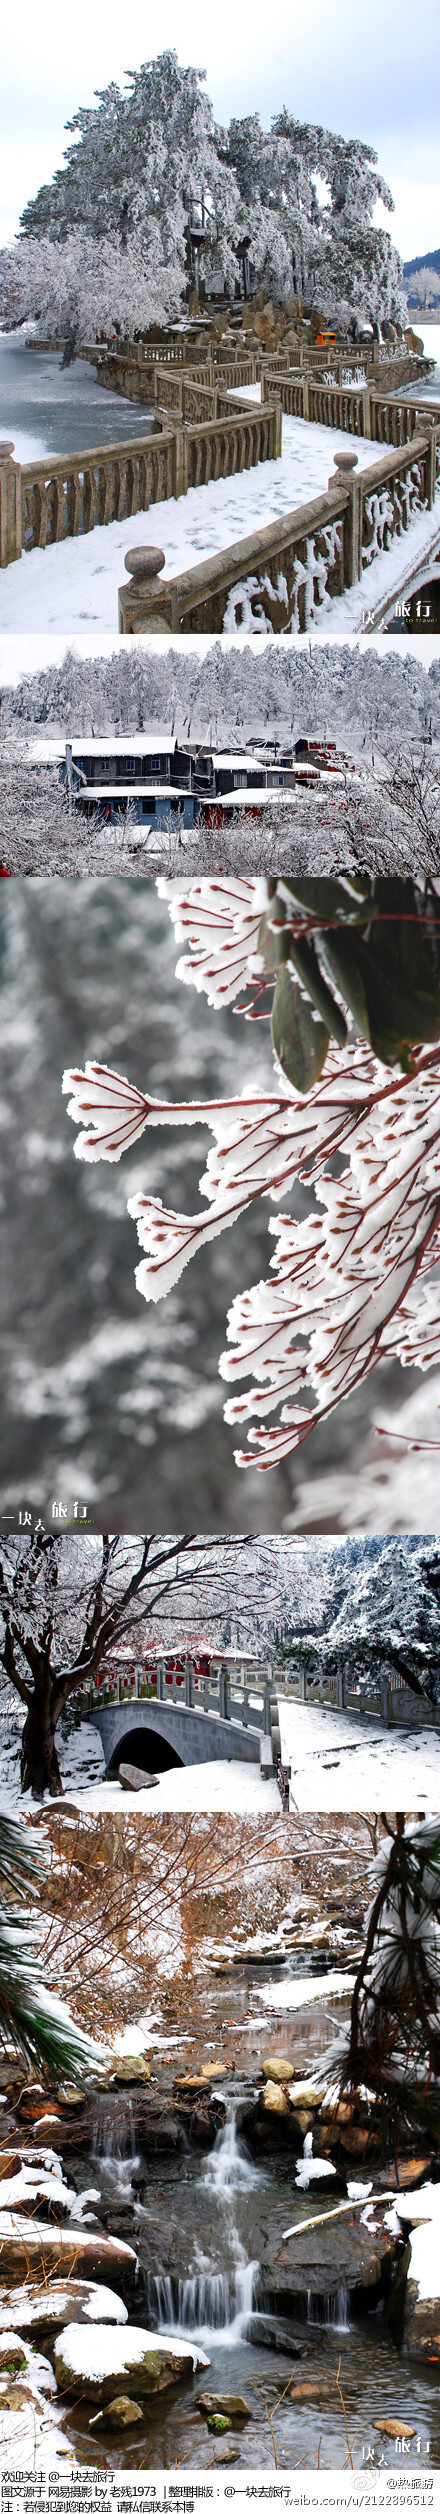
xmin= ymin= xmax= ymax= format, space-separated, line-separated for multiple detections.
xmin=63 ymin=876 xmax=440 ymax=1475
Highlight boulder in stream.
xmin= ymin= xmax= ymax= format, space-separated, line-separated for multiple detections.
xmin=0 ymin=2279 xmax=129 ymax=2344
xmin=109 ymin=2058 xmax=151 ymax=2084
xmin=53 ymin=2324 xmax=209 ymax=2402
xmin=92 ymin=2395 xmax=144 ymax=2428
xmin=198 ymin=2393 xmax=251 ymax=2419
xmin=0 ymin=2218 xmax=137 ymax=2298
xmin=262 ymin=2084 xmax=290 ymax=2116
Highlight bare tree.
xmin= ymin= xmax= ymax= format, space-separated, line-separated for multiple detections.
xmin=0 ymin=1532 xmax=250 ymax=1798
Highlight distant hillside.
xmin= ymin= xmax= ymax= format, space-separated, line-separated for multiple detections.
xmin=404 ymin=248 xmax=440 ymax=277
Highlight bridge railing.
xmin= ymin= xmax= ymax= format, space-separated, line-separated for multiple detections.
xmin=273 ymin=1662 xmax=440 ymax=1728
xmin=84 ymin=1658 xmax=272 ymax=1735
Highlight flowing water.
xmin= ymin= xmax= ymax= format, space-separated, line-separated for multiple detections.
xmin=63 ymin=2078 xmax=440 ymax=2473
xmin=0 ymin=331 xmax=155 ymax=462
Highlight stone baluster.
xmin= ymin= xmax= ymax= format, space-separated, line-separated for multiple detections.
xmin=171 ymin=426 xmax=189 ymax=497
xmin=0 ymin=441 xmax=22 ymax=565
xmin=327 ymin=449 xmax=360 ymax=583
xmin=425 ymin=418 xmax=438 ymax=508
xmin=118 ymin=545 xmax=169 ymax=632
xmin=361 ymin=384 xmax=372 ymax=439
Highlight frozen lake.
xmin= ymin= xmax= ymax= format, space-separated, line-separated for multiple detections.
xmin=0 ymin=329 xmax=155 ymax=461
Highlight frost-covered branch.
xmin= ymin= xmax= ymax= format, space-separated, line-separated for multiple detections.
xmin=63 ymin=876 xmax=440 ymax=1482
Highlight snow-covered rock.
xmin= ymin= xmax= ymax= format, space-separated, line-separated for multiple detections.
xmin=0 ymin=2279 xmax=128 ymax=2342
xmin=396 ymin=2183 xmax=440 ymax=2360
xmin=0 ymin=2216 xmax=137 ymax=2290
xmin=53 ymin=2322 xmax=209 ymax=2401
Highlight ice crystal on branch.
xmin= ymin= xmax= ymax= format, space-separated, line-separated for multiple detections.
xmin=63 ymin=876 xmax=440 ymax=1475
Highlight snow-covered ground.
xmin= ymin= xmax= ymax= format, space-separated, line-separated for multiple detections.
xmin=256 ymin=1967 xmax=356 ymax=2012
xmin=62 ymin=1758 xmax=280 ymax=1814
xmin=0 ymin=413 xmax=384 ymax=634
xmin=0 ymin=1705 xmax=280 ymax=1814
xmin=278 ymin=1698 xmax=440 ymax=1811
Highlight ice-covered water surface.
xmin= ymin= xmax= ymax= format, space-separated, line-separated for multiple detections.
xmin=0 ymin=332 xmax=155 ymax=460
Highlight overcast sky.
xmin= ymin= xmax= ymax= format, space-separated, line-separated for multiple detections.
xmin=1 ymin=0 xmax=439 ymax=259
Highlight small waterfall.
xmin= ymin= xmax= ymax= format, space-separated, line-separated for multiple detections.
xmin=307 ymin=2286 xmax=351 ymax=2331
xmin=146 ymin=2264 xmax=257 ymax=2346
xmin=203 ymin=2103 xmax=261 ymax=2195
xmin=146 ymin=2102 xmax=259 ymax=2347
xmin=92 ymin=2096 xmax=140 ymax=2196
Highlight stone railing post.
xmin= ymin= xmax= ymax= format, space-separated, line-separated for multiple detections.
xmin=218 ymin=1665 xmax=226 ymax=1720
xmin=327 ymin=450 xmax=360 ymax=583
xmin=172 ymin=426 xmax=189 ymax=497
xmin=381 ymin=1679 xmax=391 ymax=1725
xmin=118 ymin=545 xmax=169 ymax=631
xmin=425 ymin=419 xmax=437 ymax=509
xmin=302 ymin=372 xmax=312 ymax=420
xmin=273 ymin=401 xmax=282 ymax=458
xmin=0 ymin=442 xmax=22 ymax=566
xmin=361 ymin=385 xmax=372 ymax=439
xmin=263 ymin=1677 xmax=272 ymax=1736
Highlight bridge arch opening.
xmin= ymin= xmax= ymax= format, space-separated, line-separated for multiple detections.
xmin=108 ymin=1725 xmax=184 ymax=1776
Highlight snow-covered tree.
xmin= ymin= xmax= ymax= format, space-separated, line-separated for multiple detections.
xmin=407 ymin=266 xmax=440 ymax=308
xmin=63 ymin=877 xmax=440 ymax=1486
xmin=0 ymin=1530 xmax=251 ymax=1796
xmin=0 ymin=224 xmax=184 ymax=349
xmin=339 ymin=1816 xmax=440 ymax=2135
xmin=0 ymin=49 xmax=406 ymax=335
xmin=282 ymin=1539 xmax=440 ymax=1704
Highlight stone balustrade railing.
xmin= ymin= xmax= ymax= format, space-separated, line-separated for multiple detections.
xmin=0 ymin=400 xmax=281 ymax=565
xmin=118 ymin=426 xmax=439 ymax=632
xmin=84 ymin=1657 xmax=272 ymax=1734
xmin=274 ymin=1660 xmax=440 ymax=1729
xmin=261 ymin=367 xmax=439 ymax=445
xmin=86 ymin=347 xmax=263 ymax=405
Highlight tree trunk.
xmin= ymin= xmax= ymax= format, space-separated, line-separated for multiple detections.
xmin=20 ymin=1698 xmax=63 ymax=1797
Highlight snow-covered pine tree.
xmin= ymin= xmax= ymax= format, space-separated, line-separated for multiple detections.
xmin=283 ymin=1539 xmax=440 ymax=1704
xmin=339 ymin=1815 xmax=440 ymax=2136
xmin=0 ymin=1813 xmax=104 ymax=2079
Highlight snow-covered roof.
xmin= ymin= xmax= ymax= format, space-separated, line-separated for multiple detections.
xmin=222 ymin=784 xmax=288 ymax=805
xmin=75 ymin=783 xmax=188 ymax=800
xmin=209 ymin=752 xmax=265 ymax=769
xmin=70 ymin=736 xmax=176 ymax=756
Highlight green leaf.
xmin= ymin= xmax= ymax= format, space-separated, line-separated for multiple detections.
xmin=281 ymin=878 xmax=371 ymax=921
xmin=323 ymin=923 xmax=440 ymax=1065
xmin=271 ymin=963 xmax=331 ymax=1093
xmin=288 ymin=938 xmax=347 ymax=1045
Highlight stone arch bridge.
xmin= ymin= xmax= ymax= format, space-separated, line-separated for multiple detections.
xmin=84 ymin=1659 xmax=273 ymax=1775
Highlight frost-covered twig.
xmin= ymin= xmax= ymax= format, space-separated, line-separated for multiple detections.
xmin=63 ymin=876 xmax=440 ymax=1478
